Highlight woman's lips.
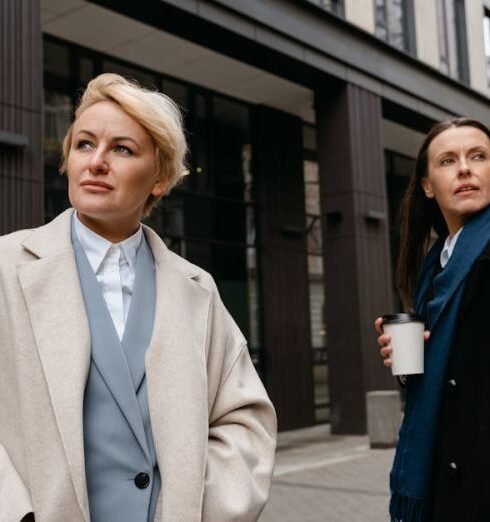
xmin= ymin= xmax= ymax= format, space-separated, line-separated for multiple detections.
xmin=455 ymin=184 xmax=478 ymax=195
xmin=80 ymin=181 xmax=113 ymax=192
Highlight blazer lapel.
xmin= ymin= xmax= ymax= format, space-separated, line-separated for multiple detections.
xmin=17 ymin=209 xmax=91 ymax=521
xmin=144 ymin=228 xmax=211 ymax=520
xmin=72 ymin=234 xmax=151 ymax=462
xmin=121 ymin=237 xmax=156 ymax=392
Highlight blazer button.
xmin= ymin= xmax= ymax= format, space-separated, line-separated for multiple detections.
xmin=134 ymin=472 xmax=150 ymax=489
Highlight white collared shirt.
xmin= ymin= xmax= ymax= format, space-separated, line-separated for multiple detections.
xmin=73 ymin=213 xmax=142 ymax=340
xmin=440 ymin=227 xmax=463 ymax=268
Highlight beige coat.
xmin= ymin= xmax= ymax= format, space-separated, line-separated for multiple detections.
xmin=0 ymin=209 xmax=276 ymax=522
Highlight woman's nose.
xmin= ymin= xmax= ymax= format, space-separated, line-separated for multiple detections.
xmin=89 ymin=149 xmax=109 ymax=174
xmin=458 ymin=158 xmax=470 ymax=176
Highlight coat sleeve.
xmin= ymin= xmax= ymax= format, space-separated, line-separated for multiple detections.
xmin=0 ymin=444 xmax=33 ymax=522
xmin=203 ymin=342 xmax=277 ymax=522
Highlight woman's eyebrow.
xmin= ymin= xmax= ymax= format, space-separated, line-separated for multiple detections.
xmin=113 ymin=136 xmax=141 ymax=149
xmin=467 ymin=145 xmax=487 ymax=154
xmin=433 ymin=149 xmax=455 ymax=160
xmin=434 ymin=145 xmax=487 ymax=160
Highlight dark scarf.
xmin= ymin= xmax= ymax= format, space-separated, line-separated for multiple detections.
xmin=390 ymin=204 xmax=490 ymax=522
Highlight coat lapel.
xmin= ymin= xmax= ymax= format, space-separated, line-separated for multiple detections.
xmin=427 ymin=208 xmax=490 ymax=330
xmin=143 ymin=227 xmax=211 ymax=520
xmin=16 ymin=209 xmax=90 ymax=521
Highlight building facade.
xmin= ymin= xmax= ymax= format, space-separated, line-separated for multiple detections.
xmin=3 ymin=0 xmax=490 ymax=433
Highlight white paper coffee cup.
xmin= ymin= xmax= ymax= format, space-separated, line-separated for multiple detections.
xmin=382 ymin=313 xmax=425 ymax=376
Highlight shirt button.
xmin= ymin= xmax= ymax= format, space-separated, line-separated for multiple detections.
xmin=447 ymin=461 xmax=459 ymax=477
xmin=134 ymin=472 xmax=150 ymax=489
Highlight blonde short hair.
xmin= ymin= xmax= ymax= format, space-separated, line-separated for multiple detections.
xmin=60 ymin=73 xmax=187 ymax=215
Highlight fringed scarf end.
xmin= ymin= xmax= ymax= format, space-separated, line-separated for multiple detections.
xmin=390 ymin=493 xmax=427 ymax=522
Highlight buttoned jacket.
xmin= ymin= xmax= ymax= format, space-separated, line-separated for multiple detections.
xmin=0 ymin=209 xmax=276 ymax=522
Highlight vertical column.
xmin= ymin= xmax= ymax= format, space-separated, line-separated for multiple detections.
xmin=254 ymin=106 xmax=314 ymax=431
xmin=316 ymin=82 xmax=395 ymax=435
xmin=0 ymin=0 xmax=44 ymax=234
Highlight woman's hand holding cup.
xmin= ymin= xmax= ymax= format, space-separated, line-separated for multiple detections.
xmin=374 ymin=316 xmax=431 ymax=372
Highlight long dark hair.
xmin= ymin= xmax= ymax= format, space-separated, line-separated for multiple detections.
xmin=397 ymin=117 xmax=490 ymax=310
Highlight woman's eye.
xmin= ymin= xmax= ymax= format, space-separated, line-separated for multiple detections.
xmin=76 ymin=140 xmax=93 ymax=150
xmin=440 ymin=158 xmax=454 ymax=166
xmin=472 ymin=152 xmax=485 ymax=160
xmin=113 ymin=144 xmax=132 ymax=155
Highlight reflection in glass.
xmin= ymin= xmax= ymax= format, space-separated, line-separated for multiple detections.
xmin=79 ymin=56 xmax=94 ymax=85
xmin=305 ymin=0 xmax=344 ymax=17
xmin=44 ymin=91 xmax=72 ymax=167
xmin=212 ymin=96 xmax=250 ymax=200
xmin=192 ymin=94 xmax=211 ymax=194
xmin=44 ymin=41 xmax=70 ymax=79
xmin=304 ymin=160 xmax=320 ymax=215
xmin=303 ymin=157 xmax=327 ymax=423
xmin=303 ymin=125 xmax=317 ymax=152
xmin=102 ymin=60 xmax=157 ymax=88
xmin=306 ymin=216 xmax=322 ymax=255
xmin=385 ymin=150 xmax=414 ymax=308
xmin=374 ymin=0 xmax=408 ymax=52
xmin=44 ymin=90 xmax=72 ymax=222
xmin=163 ymin=79 xmax=189 ymax=110
xmin=483 ymin=9 xmax=490 ymax=90
xmin=309 ymin=253 xmax=328 ymax=423
xmin=246 ymin=247 xmax=262 ymax=369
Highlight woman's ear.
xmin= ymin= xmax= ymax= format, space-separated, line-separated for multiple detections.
xmin=421 ymin=178 xmax=434 ymax=199
xmin=151 ymin=178 xmax=168 ymax=198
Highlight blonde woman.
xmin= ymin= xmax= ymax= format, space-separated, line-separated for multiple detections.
xmin=0 ymin=73 xmax=276 ymax=522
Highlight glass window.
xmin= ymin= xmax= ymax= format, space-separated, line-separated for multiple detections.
xmin=212 ymin=96 xmax=251 ymax=201
xmin=44 ymin=91 xmax=71 ymax=168
xmin=162 ymin=79 xmax=189 ymax=110
xmin=305 ymin=0 xmax=344 ymax=17
xmin=304 ymin=158 xmax=327 ymax=423
xmin=303 ymin=125 xmax=317 ymax=153
xmin=436 ymin=0 xmax=469 ymax=83
xmin=191 ymin=93 xmax=212 ymax=194
xmin=43 ymin=90 xmax=72 ymax=222
xmin=385 ymin=150 xmax=414 ymax=307
xmin=483 ymin=9 xmax=490 ymax=91
xmin=375 ymin=0 xmax=415 ymax=54
xmin=44 ymin=40 xmax=70 ymax=80
xmin=102 ymin=59 xmax=157 ymax=89
xmin=79 ymin=56 xmax=95 ymax=86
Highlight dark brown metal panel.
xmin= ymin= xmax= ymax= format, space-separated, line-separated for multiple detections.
xmin=0 ymin=0 xmax=43 ymax=235
xmin=253 ymin=105 xmax=314 ymax=431
xmin=317 ymin=82 xmax=395 ymax=435
xmin=347 ymin=86 xmax=385 ymax=197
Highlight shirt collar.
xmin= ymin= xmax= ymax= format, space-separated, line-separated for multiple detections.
xmin=73 ymin=212 xmax=142 ymax=273
xmin=440 ymin=227 xmax=463 ymax=269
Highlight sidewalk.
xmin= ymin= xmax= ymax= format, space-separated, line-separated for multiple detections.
xmin=260 ymin=424 xmax=394 ymax=522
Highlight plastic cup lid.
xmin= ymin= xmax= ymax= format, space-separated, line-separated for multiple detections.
xmin=382 ymin=313 xmax=425 ymax=324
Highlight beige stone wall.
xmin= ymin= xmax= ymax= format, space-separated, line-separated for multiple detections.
xmin=465 ymin=0 xmax=488 ymax=95
xmin=413 ymin=0 xmax=439 ymax=69
xmin=344 ymin=0 xmax=375 ymax=33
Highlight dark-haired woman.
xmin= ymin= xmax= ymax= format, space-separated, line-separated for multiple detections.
xmin=375 ymin=117 xmax=490 ymax=522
